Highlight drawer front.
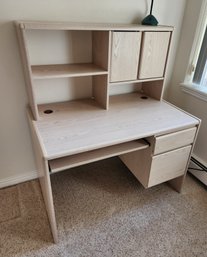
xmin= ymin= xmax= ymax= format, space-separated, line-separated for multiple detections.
xmin=148 ymin=145 xmax=191 ymax=187
xmin=154 ymin=127 xmax=196 ymax=155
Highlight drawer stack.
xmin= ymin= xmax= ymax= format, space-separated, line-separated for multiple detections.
xmin=120 ymin=127 xmax=197 ymax=188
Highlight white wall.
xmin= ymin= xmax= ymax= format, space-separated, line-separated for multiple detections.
xmin=0 ymin=0 xmax=186 ymax=187
xmin=168 ymin=0 xmax=207 ymax=165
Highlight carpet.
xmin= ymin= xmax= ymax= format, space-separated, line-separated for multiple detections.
xmin=0 ymin=157 xmax=207 ymax=257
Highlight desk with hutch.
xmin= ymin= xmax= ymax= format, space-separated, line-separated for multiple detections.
xmin=15 ymin=21 xmax=200 ymax=243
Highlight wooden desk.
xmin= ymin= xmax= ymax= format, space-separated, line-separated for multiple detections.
xmin=15 ymin=20 xmax=200 ymax=243
xmin=29 ymin=93 xmax=200 ymax=242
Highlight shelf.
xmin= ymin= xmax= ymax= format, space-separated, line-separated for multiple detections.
xmin=31 ymin=63 xmax=108 ymax=79
xmin=17 ymin=21 xmax=174 ymax=32
xmin=49 ymin=139 xmax=149 ymax=173
xmin=109 ymin=77 xmax=164 ymax=85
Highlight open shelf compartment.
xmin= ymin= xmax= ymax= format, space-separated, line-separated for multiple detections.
xmin=31 ymin=63 xmax=108 ymax=79
xmin=49 ymin=139 xmax=149 ymax=173
xmin=16 ymin=23 xmax=111 ymax=120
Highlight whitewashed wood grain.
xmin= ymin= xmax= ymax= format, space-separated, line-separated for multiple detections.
xmin=16 ymin=21 xmax=174 ymax=31
xmin=149 ymin=146 xmax=192 ymax=187
xmin=110 ymin=31 xmax=141 ymax=82
xmin=49 ymin=139 xmax=149 ymax=173
xmin=32 ymin=63 xmax=108 ymax=79
xmin=138 ymin=32 xmax=171 ymax=79
xmin=34 ymin=93 xmax=199 ymax=160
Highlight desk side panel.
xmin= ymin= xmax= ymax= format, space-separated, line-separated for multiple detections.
xmin=168 ymin=123 xmax=201 ymax=192
xmin=28 ymin=110 xmax=58 ymax=243
xmin=15 ymin=23 xmax=39 ymax=120
xmin=119 ymin=147 xmax=152 ymax=188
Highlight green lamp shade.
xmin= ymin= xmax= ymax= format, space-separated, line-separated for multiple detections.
xmin=142 ymin=14 xmax=158 ymax=26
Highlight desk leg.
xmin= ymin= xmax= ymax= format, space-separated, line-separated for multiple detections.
xmin=168 ymin=176 xmax=185 ymax=193
xmin=29 ymin=119 xmax=58 ymax=243
xmin=38 ymin=157 xmax=58 ymax=243
xmin=168 ymin=124 xmax=201 ymax=193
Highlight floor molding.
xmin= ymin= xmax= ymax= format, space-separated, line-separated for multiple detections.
xmin=0 ymin=171 xmax=38 ymax=189
xmin=188 ymin=155 xmax=207 ymax=186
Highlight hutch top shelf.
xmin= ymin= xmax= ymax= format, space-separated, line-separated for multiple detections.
xmin=16 ymin=21 xmax=174 ymax=31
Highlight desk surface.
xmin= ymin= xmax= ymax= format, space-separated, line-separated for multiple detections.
xmin=31 ymin=93 xmax=199 ymax=160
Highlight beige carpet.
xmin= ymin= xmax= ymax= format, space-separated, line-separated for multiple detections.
xmin=0 ymin=157 xmax=207 ymax=257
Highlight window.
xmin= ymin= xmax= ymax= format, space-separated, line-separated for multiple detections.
xmin=181 ymin=0 xmax=207 ymax=101
xmin=193 ymin=26 xmax=207 ymax=87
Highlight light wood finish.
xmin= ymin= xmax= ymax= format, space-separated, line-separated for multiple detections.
xmin=35 ymin=93 xmax=199 ymax=160
xmin=109 ymin=78 xmax=164 ymax=86
xmin=153 ymin=127 xmax=197 ymax=155
xmin=16 ymin=20 xmax=174 ymax=122
xmin=15 ymin=24 xmax=39 ymax=120
xmin=31 ymin=63 xmax=108 ymax=79
xmin=49 ymin=139 xmax=149 ymax=173
xmin=16 ymin=21 xmax=201 ymax=244
xmin=154 ymin=101 xmax=201 ymax=192
xmin=27 ymin=110 xmax=58 ymax=243
xmin=168 ymin=123 xmax=201 ymax=192
xmin=92 ymin=31 xmax=110 ymax=109
xmin=110 ymin=32 xmax=141 ymax=82
xmin=141 ymin=80 xmax=164 ymax=100
xmin=120 ymin=147 xmax=152 ymax=188
xmin=92 ymin=31 xmax=109 ymax=70
xmin=92 ymin=75 xmax=108 ymax=109
xmin=16 ymin=21 xmax=174 ymax=31
xmin=138 ymin=32 xmax=171 ymax=79
xmin=106 ymin=31 xmax=112 ymax=109
xmin=148 ymin=146 xmax=192 ymax=187
xmin=120 ymin=145 xmax=192 ymax=188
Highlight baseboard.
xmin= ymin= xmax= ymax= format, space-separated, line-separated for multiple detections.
xmin=0 ymin=170 xmax=38 ymax=189
xmin=188 ymin=155 xmax=207 ymax=186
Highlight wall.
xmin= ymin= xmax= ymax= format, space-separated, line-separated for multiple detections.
xmin=168 ymin=0 xmax=207 ymax=165
xmin=0 ymin=0 xmax=186 ymax=188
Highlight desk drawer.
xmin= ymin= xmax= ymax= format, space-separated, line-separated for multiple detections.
xmin=148 ymin=145 xmax=191 ymax=187
xmin=154 ymin=127 xmax=196 ymax=155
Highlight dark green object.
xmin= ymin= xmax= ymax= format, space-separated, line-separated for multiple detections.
xmin=142 ymin=0 xmax=158 ymax=26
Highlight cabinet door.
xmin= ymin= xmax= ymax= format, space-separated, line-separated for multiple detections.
xmin=138 ymin=31 xmax=171 ymax=79
xmin=110 ymin=31 xmax=141 ymax=82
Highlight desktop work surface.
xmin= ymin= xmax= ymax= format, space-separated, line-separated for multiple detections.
xmin=29 ymin=93 xmax=200 ymax=243
xmin=32 ymin=93 xmax=199 ymax=159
